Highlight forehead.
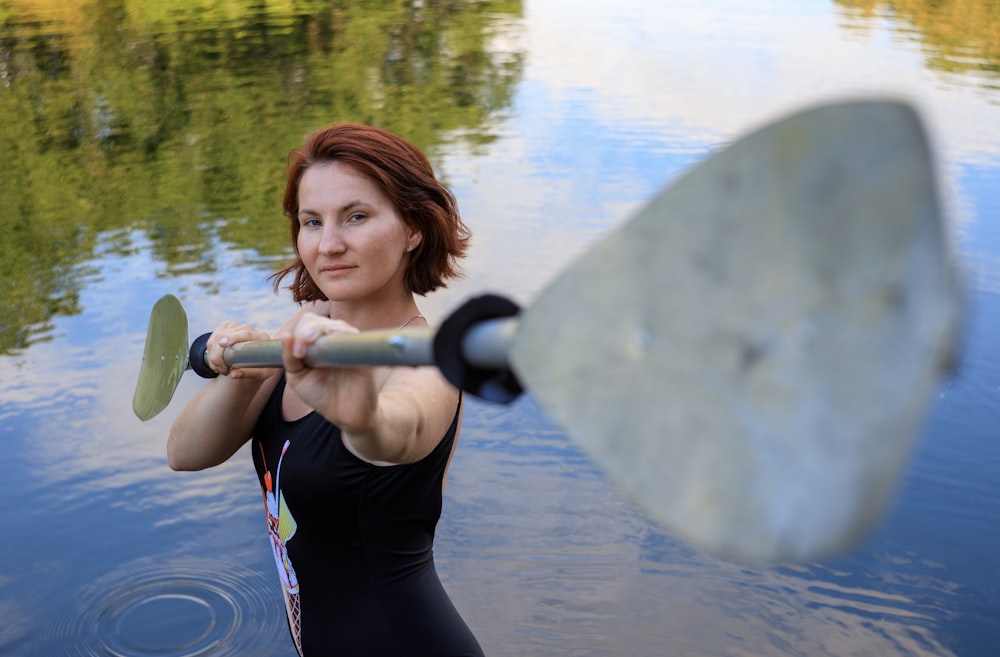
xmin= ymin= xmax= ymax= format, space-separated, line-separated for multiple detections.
xmin=298 ymin=161 xmax=389 ymax=207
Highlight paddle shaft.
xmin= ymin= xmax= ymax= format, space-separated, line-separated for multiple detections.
xmin=195 ymin=316 xmax=518 ymax=373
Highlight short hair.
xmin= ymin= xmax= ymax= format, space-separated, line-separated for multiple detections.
xmin=270 ymin=123 xmax=471 ymax=301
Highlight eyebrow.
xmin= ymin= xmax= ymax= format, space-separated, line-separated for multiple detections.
xmin=298 ymin=200 xmax=367 ymax=217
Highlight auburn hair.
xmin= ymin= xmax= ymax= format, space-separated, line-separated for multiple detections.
xmin=270 ymin=123 xmax=471 ymax=301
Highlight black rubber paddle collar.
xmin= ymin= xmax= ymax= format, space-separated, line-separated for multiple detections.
xmin=434 ymin=293 xmax=524 ymax=404
xmin=189 ymin=332 xmax=219 ymax=379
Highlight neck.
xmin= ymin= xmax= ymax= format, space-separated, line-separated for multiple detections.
xmin=323 ymin=295 xmax=423 ymax=331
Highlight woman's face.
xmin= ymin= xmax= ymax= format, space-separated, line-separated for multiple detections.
xmin=295 ymin=162 xmax=421 ymax=305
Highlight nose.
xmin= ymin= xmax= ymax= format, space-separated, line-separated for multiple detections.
xmin=319 ymin=223 xmax=346 ymax=254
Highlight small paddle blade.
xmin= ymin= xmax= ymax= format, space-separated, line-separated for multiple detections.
xmin=133 ymin=295 xmax=191 ymax=421
xmin=509 ymin=100 xmax=962 ymax=562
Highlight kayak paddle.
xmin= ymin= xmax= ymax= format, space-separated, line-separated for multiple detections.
xmin=133 ymin=99 xmax=962 ymax=564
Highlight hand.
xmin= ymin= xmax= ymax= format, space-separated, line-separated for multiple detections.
xmin=205 ymin=321 xmax=273 ymax=379
xmin=278 ymin=312 xmax=379 ymax=432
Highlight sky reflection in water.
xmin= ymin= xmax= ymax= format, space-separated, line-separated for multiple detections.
xmin=1 ymin=0 xmax=999 ymax=656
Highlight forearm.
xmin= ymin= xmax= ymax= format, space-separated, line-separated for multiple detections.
xmin=167 ymin=375 xmax=267 ymax=471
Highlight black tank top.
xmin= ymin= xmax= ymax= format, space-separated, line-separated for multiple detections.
xmin=251 ymin=376 xmax=483 ymax=657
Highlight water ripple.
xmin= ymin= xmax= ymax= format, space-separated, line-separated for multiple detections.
xmin=35 ymin=557 xmax=286 ymax=657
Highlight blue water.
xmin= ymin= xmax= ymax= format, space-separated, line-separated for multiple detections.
xmin=2 ymin=1 xmax=999 ymax=655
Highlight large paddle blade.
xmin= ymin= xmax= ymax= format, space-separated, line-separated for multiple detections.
xmin=133 ymin=294 xmax=190 ymax=421
xmin=508 ymin=100 xmax=961 ymax=562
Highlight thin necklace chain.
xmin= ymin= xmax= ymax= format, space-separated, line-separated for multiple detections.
xmin=396 ymin=314 xmax=424 ymax=330
xmin=324 ymin=306 xmax=423 ymax=330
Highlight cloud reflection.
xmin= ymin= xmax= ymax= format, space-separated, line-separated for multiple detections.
xmin=439 ymin=0 xmax=999 ymax=310
xmin=522 ymin=0 xmax=999 ymax=164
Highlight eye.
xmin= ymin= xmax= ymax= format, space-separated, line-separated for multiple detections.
xmin=300 ymin=216 xmax=321 ymax=228
xmin=346 ymin=212 xmax=366 ymax=224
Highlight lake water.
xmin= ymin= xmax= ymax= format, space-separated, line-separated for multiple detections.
xmin=1 ymin=0 xmax=998 ymax=655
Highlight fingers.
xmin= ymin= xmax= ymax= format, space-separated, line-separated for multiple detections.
xmin=206 ymin=322 xmax=269 ymax=376
xmin=279 ymin=313 xmax=359 ymax=376
xmin=278 ymin=330 xmax=304 ymax=375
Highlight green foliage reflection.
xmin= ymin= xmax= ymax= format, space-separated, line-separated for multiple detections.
xmin=0 ymin=0 xmax=524 ymax=352
xmin=837 ymin=0 xmax=1000 ymax=83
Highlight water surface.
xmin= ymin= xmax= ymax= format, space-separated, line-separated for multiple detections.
xmin=1 ymin=0 xmax=998 ymax=655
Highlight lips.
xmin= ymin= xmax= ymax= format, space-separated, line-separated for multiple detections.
xmin=320 ymin=264 xmax=355 ymax=276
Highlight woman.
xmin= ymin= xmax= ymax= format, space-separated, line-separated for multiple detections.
xmin=167 ymin=123 xmax=483 ymax=657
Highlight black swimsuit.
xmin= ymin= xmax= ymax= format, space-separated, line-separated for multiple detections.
xmin=251 ymin=376 xmax=483 ymax=657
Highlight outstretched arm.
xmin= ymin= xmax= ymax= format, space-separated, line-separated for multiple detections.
xmin=166 ymin=312 xmax=304 ymax=471
xmin=279 ymin=312 xmax=461 ymax=465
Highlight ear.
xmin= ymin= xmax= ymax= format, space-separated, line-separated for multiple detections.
xmin=406 ymin=228 xmax=423 ymax=253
